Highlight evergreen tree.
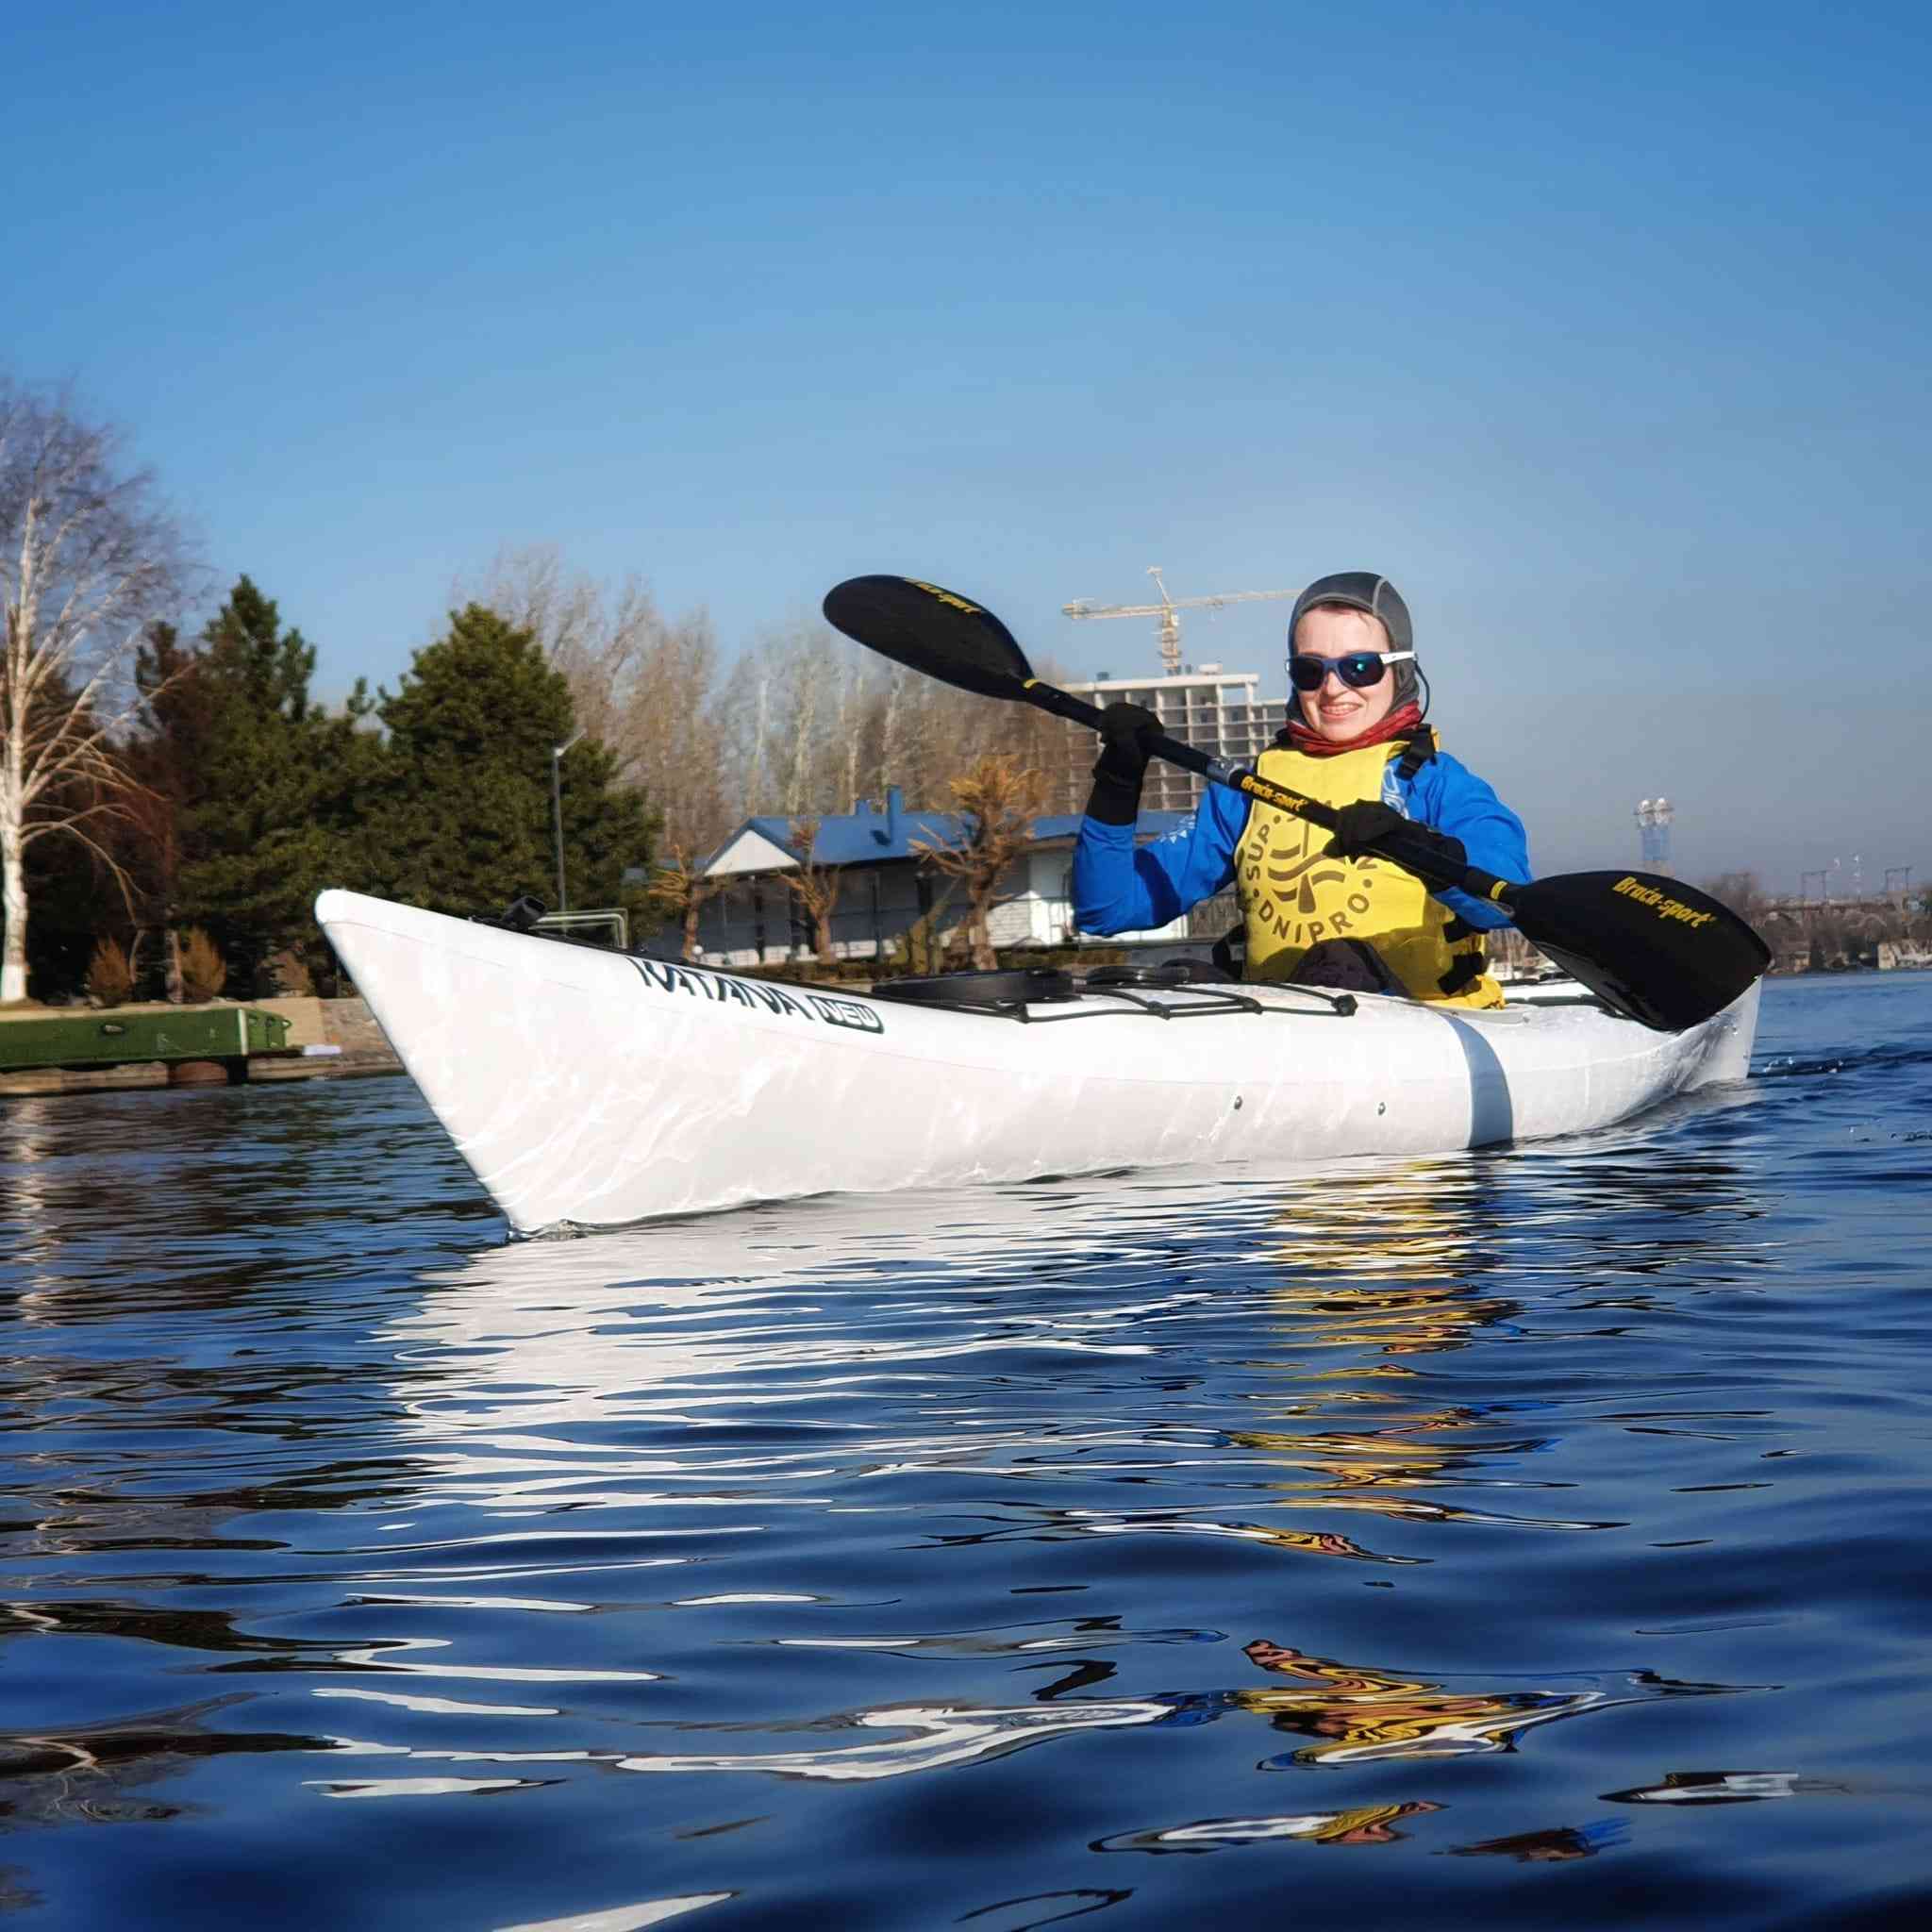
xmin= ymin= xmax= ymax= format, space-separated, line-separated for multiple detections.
xmin=360 ymin=604 xmax=655 ymax=916
xmin=164 ymin=576 xmax=378 ymax=975
xmin=116 ymin=621 xmax=209 ymax=944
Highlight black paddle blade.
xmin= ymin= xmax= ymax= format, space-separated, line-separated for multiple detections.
xmin=823 ymin=575 xmax=1035 ymax=700
xmin=1508 ymin=871 xmax=1770 ymax=1032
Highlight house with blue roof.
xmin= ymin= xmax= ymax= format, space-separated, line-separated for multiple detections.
xmin=670 ymin=786 xmax=1198 ymax=967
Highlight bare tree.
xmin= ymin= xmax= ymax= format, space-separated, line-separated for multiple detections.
xmin=1698 ymin=872 xmax=1768 ymax=923
xmin=448 ymin=562 xmax=1078 ymax=905
xmin=913 ymin=755 xmax=1050 ymax=971
xmin=717 ymin=624 xmax=846 ymax=818
xmin=443 ymin=544 xmax=718 ymax=969
xmin=784 ymin=816 xmax=841 ymax=964
xmin=453 ymin=543 xmax=644 ymax=754
xmin=647 ymin=831 xmax=732 ymax=963
xmin=1 ymin=379 xmax=185 ymax=1003
xmin=618 ymin=614 xmax=728 ymax=856
xmin=455 ymin=544 xmax=730 ymax=860
xmin=724 ymin=624 xmax=1072 ymax=824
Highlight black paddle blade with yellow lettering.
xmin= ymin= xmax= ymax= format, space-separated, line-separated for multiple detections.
xmin=823 ymin=575 xmax=1033 ymax=700
xmin=1508 ymin=873 xmax=1769 ymax=1032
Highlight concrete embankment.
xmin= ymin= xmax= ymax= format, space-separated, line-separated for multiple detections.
xmin=0 ymin=996 xmax=401 ymax=1098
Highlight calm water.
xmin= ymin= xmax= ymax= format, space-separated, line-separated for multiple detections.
xmin=3 ymin=974 xmax=1929 ymax=1930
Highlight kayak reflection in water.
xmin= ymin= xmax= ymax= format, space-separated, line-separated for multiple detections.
xmin=1228 ymin=1167 xmax=1539 ymax=1532
xmin=1447 ymin=1821 xmax=1631 ymax=1861
xmin=1152 ymin=1638 xmax=1742 ymax=1766
xmin=1072 ymin=572 xmax=1531 ymax=1007
xmin=1097 ymin=1800 xmax=1445 ymax=1853
xmin=1229 ymin=1637 xmax=1619 ymax=1762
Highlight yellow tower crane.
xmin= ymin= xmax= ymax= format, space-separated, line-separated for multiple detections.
xmin=1062 ymin=567 xmax=1299 ymax=675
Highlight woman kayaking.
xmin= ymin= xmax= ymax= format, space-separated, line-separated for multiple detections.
xmin=1071 ymin=572 xmax=1530 ymax=1006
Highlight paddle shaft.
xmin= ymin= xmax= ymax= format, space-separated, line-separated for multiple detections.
xmin=1020 ymin=677 xmax=1506 ymax=905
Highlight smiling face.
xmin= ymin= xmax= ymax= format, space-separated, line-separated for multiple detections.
xmin=1291 ymin=605 xmax=1401 ymax=744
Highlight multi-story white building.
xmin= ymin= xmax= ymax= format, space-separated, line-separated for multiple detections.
xmin=1044 ymin=665 xmax=1289 ymax=815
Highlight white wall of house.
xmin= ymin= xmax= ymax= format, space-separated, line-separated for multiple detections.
xmin=986 ymin=847 xmax=1187 ymax=947
xmin=681 ymin=841 xmax=1187 ymax=967
xmin=706 ymin=827 xmax=800 ymax=876
xmin=1021 ymin=845 xmax=1191 ymax=946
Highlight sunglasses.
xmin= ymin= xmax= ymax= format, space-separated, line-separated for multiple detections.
xmin=1288 ymin=649 xmax=1416 ymax=692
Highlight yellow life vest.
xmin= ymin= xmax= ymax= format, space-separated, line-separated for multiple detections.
xmin=1233 ymin=739 xmax=1505 ymax=1008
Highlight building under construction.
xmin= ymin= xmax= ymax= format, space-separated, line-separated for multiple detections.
xmin=1053 ymin=567 xmax=1292 ymax=814
xmin=1043 ymin=667 xmax=1288 ymax=815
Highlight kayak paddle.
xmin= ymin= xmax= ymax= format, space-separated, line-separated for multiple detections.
xmin=822 ymin=573 xmax=1771 ymax=1032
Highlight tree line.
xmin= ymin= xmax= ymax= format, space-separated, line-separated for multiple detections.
xmin=2 ymin=377 xmax=1057 ymax=1004
xmin=1697 ymin=872 xmax=1932 ymax=972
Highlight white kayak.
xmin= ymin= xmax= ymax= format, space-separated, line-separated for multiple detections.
xmin=316 ymin=889 xmax=1761 ymax=1236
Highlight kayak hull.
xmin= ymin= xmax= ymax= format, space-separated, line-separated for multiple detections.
xmin=316 ymin=890 xmax=1761 ymax=1235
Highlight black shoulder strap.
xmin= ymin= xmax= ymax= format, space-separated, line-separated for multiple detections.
xmin=1394 ymin=726 xmax=1439 ymax=780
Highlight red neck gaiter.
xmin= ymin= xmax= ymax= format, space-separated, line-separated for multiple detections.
xmin=1283 ymin=700 xmax=1425 ymax=758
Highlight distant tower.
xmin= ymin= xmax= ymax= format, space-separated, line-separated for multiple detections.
xmin=1635 ymin=797 xmax=1674 ymax=874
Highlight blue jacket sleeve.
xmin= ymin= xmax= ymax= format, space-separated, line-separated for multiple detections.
xmin=1404 ymin=754 xmax=1531 ymax=932
xmin=1073 ymin=786 xmax=1250 ymax=934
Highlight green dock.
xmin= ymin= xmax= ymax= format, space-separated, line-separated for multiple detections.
xmin=0 ymin=1007 xmax=291 ymax=1079
xmin=0 ymin=996 xmax=401 ymax=1095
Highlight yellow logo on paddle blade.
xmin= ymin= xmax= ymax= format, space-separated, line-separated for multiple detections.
xmin=1612 ymin=875 xmax=1715 ymax=930
xmin=907 ymin=580 xmax=981 ymax=615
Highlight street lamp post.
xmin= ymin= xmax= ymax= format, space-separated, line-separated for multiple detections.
xmin=551 ymin=730 xmax=587 ymax=912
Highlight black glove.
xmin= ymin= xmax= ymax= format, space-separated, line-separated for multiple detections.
xmin=1325 ymin=800 xmax=1407 ymax=858
xmin=1085 ymin=702 xmax=1160 ymax=825
xmin=1327 ymin=801 xmax=1469 ymax=886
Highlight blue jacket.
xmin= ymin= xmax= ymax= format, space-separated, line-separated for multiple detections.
xmin=1073 ymin=746 xmax=1531 ymax=937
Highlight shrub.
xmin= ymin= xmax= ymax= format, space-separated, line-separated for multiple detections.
xmin=85 ymin=937 xmax=135 ymax=1008
xmin=258 ymin=946 xmax=314 ymax=997
xmin=178 ymin=927 xmax=228 ymax=1003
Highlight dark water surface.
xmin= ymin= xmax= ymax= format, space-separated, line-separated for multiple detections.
xmin=4 ymin=974 xmax=1930 ymax=1929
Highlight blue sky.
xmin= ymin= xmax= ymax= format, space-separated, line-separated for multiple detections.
xmin=8 ymin=0 xmax=1927 ymax=887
